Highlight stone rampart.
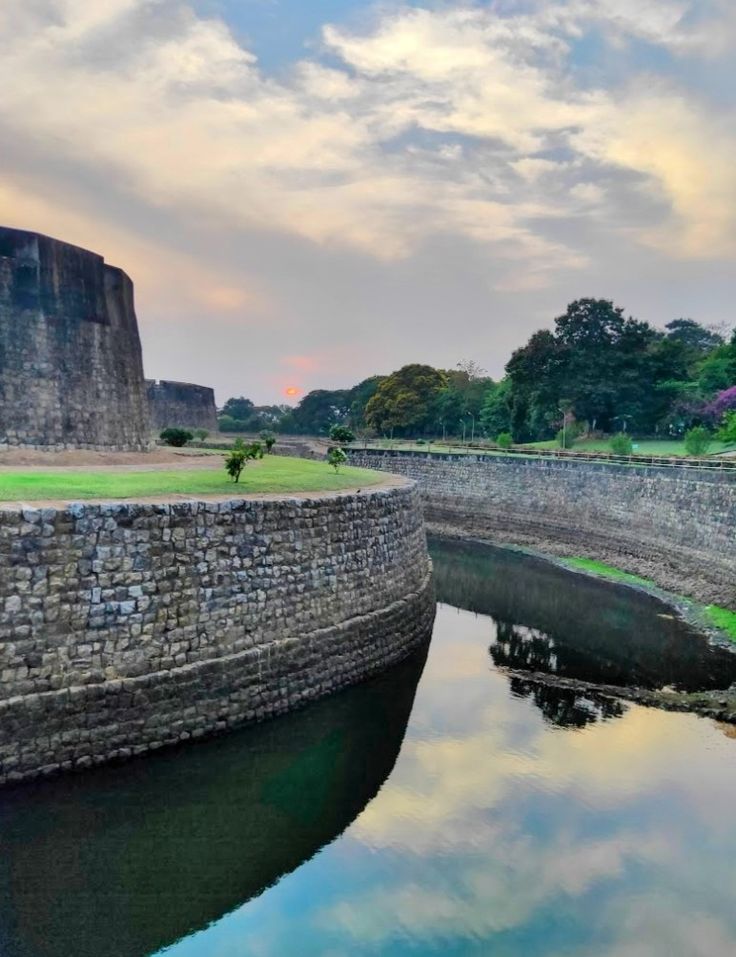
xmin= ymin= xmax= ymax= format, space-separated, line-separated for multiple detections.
xmin=347 ymin=450 xmax=736 ymax=607
xmin=0 ymin=482 xmax=434 ymax=784
xmin=146 ymin=379 xmax=218 ymax=432
xmin=0 ymin=227 xmax=150 ymax=449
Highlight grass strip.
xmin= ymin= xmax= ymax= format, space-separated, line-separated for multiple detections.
xmin=0 ymin=457 xmax=384 ymax=502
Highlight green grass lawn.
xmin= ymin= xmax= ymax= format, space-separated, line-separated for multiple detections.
xmin=0 ymin=456 xmax=385 ymax=502
xmin=525 ymin=437 xmax=735 ymax=457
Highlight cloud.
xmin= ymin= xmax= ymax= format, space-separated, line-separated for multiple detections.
xmin=0 ymin=0 xmax=733 ymax=400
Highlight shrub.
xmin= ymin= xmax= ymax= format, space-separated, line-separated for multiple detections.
xmin=416 ymin=438 xmax=426 ymax=445
xmin=260 ymin=431 xmax=276 ymax=453
xmin=224 ymin=449 xmax=247 ymax=482
xmin=496 ymin=432 xmax=513 ymax=449
xmin=718 ymin=411 xmax=736 ymax=444
xmin=684 ymin=425 xmax=711 ymax=456
xmin=193 ymin=428 xmax=209 ymax=442
xmin=609 ymin=433 xmax=633 ymax=455
xmin=246 ymin=441 xmax=264 ymax=460
xmin=327 ymin=447 xmax=348 ymax=472
xmin=329 ymin=425 xmax=355 ymax=444
xmin=160 ymin=427 xmax=193 ymax=447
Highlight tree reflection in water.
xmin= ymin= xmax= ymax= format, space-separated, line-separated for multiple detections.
xmin=430 ymin=537 xmax=736 ymax=698
xmin=508 ymin=676 xmax=626 ymax=728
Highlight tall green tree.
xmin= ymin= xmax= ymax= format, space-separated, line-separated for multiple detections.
xmin=365 ymin=364 xmax=447 ymax=435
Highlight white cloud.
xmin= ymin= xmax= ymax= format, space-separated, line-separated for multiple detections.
xmin=1 ymin=0 xmax=732 ymax=278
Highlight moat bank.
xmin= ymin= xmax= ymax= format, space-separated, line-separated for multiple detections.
xmin=347 ymin=449 xmax=736 ymax=608
xmin=0 ymin=481 xmax=434 ymax=784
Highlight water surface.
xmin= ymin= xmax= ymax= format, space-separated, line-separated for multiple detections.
xmin=1 ymin=541 xmax=735 ymax=956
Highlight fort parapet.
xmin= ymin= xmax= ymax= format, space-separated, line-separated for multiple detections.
xmin=146 ymin=379 xmax=218 ymax=432
xmin=347 ymin=449 xmax=736 ymax=607
xmin=0 ymin=227 xmax=150 ymax=450
xmin=0 ymin=481 xmax=434 ymax=784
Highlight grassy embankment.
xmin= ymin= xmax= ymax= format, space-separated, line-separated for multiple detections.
xmin=0 ymin=456 xmax=384 ymax=502
xmin=367 ymin=437 xmax=736 ymax=458
xmin=561 ymin=556 xmax=736 ymax=643
xmin=526 ymin=437 xmax=735 ymax=456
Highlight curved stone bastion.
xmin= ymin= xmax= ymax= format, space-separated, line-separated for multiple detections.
xmin=347 ymin=450 xmax=736 ymax=608
xmin=0 ymin=481 xmax=435 ymax=784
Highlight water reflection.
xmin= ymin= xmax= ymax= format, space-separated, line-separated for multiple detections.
xmin=2 ymin=543 xmax=736 ymax=957
xmin=0 ymin=647 xmax=427 ymax=957
xmin=509 ymin=676 xmax=625 ymax=729
xmin=431 ymin=537 xmax=736 ymax=693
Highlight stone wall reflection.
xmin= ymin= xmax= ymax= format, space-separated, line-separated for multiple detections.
xmin=0 ymin=644 xmax=428 ymax=957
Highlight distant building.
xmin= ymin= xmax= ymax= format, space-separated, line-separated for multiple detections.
xmin=146 ymin=379 xmax=218 ymax=432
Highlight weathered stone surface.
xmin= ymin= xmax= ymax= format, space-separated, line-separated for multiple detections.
xmin=146 ymin=379 xmax=218 ymax=432
xmin=0 ymin=482 xmax=434 ymax=784
xmin=348 ymin=450 xmax=736 ymax=607
xmin=0 ymin=227 xmax=151 ymax=450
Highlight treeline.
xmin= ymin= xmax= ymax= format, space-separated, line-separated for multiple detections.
xmin=219 ymin=299 xmax=736 ymax=442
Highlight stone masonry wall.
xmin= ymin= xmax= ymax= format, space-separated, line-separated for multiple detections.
xmin=0 ymin=227 xmax=150 ymax=450
xmin=146 ymin=379 xmax=218 ymax=432
xmin=348 ymin=450 xmax=736 ymax=607
xmin=0 ymin=482 xmax=434 ymax=784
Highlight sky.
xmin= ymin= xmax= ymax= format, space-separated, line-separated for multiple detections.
xmin=0 ymin=0 xmax=734 ymax=404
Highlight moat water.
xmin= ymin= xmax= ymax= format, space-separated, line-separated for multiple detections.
xmin=1 ymin=540 xmax=736 ymax=957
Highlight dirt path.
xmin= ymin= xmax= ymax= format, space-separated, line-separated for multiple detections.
xmin=0 ymin=448 xmax=222 ymax=470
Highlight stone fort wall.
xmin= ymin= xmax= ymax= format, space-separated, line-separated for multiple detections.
xmin=0 ymin=227 xmax=150 ymax=450
xmin=146 ymin=379 xmax=219 ymax=432
xmin=0 ymin=482 xmax=434 ymax=784
xmin=347 ymin=450 xmax=736 ymax=607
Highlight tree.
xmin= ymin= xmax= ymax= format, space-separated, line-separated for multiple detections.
xmin=221 ymin=397 xmax=255 ymax=421
xmin=160 ymin=427 xmax=193 ymax=447
xmin=480 ymin=379 xmax=513 ymax=437
xmin=665 ymin=319 xmax=724 ymax=355
xmin=285 ymin=390 xmax=350 ymax=435
xmin=327 ymin=447 xmax=347 ymax=472
xmin=330 ymin=424 xmax=355 ymax=444
xmin=698 ymin=331 xmax=736 ymax=395
xmin=365 ymin=364 xmax=447 ymax=435
xmin=347 ymin=376 xmax=385 ymax=431
xmin=225 ymin=448 xmax=247 ymax=482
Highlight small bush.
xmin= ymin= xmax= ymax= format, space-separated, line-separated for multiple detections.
xmin=193 ymin=428 xmax=209 ymax=442
xmin=327 ymin=447 xmax=348 ymax=472
xmin=160 ymin=427 xmax=193 ymax=447
xmin=329 ymin=425 xmax=355 ymax=444
xmin=225 ymin=449 xmax=247 ymax=483
xmin=684 ymin=425 xmax=711 ymax=456
xmin=416 ymin=438 xmax=426 ymax=445
xmin=260 ymin=431 xmax=276 ymax=453
xmin=496 ymin=432 xmax=513 ymax=449
xmin=610 ymin=433 xmax=633 ymax=455
xmin=247 ymin=441 xmax=264 ymax=459
xmin=718 ymin=411 xmax=736 ymax=444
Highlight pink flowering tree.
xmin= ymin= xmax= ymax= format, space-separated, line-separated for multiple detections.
xmin=705 ymin=386 xmax=736 ymax=422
